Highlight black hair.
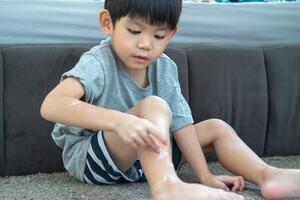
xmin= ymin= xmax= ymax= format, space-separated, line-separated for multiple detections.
xmin=104 ymin=0 xmax=182 ymax=30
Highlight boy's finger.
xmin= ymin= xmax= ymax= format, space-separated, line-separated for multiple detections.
xmin=134 ymin=136 xmax=146 ymax=148
xmin=219 ymin=176 xmax=237 ymax=192
xmin=219 ymin=182 xmax=229 ymax=192
xmin=149 ymin=133 xmax=162 ymax=153
xmin=140 ymin=132 xmax=152 ymax=146
xmin=232 ymin=179 xmax=240 ymax=192
xmin=130 ymin=141 xmax=138 ymax=149
xmin=148 ymin=126 xmax=167 ymax=145
xmin=239 ymin=177 xmax=245 ymax=191
xmin=142 ymin=132 xmax=159 ymax=152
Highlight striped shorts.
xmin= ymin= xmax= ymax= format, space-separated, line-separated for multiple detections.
xmin=83 ymin=131 xmax=182 ymax=185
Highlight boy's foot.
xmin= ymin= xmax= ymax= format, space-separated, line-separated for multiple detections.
xmin=152 ymin=176 xmax=244 ymax=200
xmin=260 ymin=168 xmax=300 ymax=199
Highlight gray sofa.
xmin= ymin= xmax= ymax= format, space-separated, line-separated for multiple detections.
xmin=1 ymin=2 xmax=300 ymax=177
xmin=0 ymin=42 xmax=300 ymax=176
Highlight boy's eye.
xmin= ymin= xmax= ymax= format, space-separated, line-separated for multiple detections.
xmin=127 ymin=28 xmax=140 ymax=35
xmin=155 ymin=35 xmax=166 ymax=40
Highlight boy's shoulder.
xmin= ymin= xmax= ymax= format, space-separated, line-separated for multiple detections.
xmin=86 ymin=38 xmax=113 ymax=60
xmin=159 ymin=52 xmax=173 ymax=62
xmin=74 ymin=38 xmax=117 ymax=72
xmin=157 ymin=52 xmax=177 ymax=70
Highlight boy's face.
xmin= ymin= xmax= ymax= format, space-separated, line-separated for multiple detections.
xmin=100 ymin=11 xmax=177 ymax=73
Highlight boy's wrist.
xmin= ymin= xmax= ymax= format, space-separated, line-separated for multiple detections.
xmin=194 ymin=167 xmax=212 ymax=183
xmin=186 ymin=160 xmax=212 ymax=183
xmin=107 ymin=109 xmax=127 ymax=132
xmin=198 ymin=171 xmax=213 ymax=183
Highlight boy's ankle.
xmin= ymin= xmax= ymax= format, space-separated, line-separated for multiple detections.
xmin=151 ymin=172 xmax=181 ymax=196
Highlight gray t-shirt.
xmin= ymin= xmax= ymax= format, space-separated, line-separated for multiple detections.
xmin=51 ymin=37 xmax=194 ymax=181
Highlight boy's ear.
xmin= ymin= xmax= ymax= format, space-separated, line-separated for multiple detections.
xmin=99 ymin=9 xmax=113 ymax=36
xmin=166 ymin=27 xmax=178 ymax=42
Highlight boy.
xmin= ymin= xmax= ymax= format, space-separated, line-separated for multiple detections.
xmin=41 ymin=0 xmax=300 ymax=199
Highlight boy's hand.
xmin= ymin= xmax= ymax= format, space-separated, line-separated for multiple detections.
xmin=201 ymin=174 xmax=245 ymax=192
xmin=114 ymin=113 xmax=167 ymax=152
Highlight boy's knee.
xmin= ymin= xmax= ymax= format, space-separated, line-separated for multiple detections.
xmin=138 ymin=95 xmax=172 ymax=118
xmin=207 ymin=118 xmax=236 ymax=138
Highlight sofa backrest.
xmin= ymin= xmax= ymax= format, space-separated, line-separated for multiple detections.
xmin=187 ymin=46 xmax=268 ymax=155
xmin=264 ymin=45 xmax=300 ymax=155
xmin=1 ymin=45 xmax=92 ymax=176
xmin=0 ymin=43 xmax=300 ymax=176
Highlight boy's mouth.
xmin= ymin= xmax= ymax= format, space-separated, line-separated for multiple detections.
xmin=132 ymin=55 xmax=150 ymax=64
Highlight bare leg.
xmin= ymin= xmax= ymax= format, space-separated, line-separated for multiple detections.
xmin=193 ymin=119 xmax=300 ymax=199
xmin=104 ymin=96 xmax=244 ymax=200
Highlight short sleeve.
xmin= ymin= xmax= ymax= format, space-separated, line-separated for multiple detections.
xmin=61 ymin=53 xmax=105 ymax=103
xmin=157 ymin=56 xmax=194 ymax=134
xmin=169 ymin=81 xmax=194 ymax=133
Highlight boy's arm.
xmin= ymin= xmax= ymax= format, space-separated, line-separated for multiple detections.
xmin=173 ymin=124 xmax=212 ymax=182
xmin=40 ymin=77 xmax=166 ymax=151
xmin=174 ymin=124 xmax=245 ymax=192
xmin=40 ymin=77 xmax=122 ymax=131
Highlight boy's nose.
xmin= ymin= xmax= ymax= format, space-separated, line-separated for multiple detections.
xmin=137 ymin=38 xmax=152 ymax=50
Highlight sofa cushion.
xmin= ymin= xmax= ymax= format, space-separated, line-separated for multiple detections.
xmin=187 ymin=47 xmax=268 ymax=156
xmin=264 ymin=45 xmax=300 ymax=156
xmin=2 ymin=45 xmax=92 ymax=175
xmin=0 ymin=50 xmax=4 ymax=176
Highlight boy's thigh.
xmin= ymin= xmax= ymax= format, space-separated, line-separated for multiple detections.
xmin=103 ymin=129 xmax=137 ymax=172
xmin=102 ymin=105 xmax=142 ymax=172
xmin=84 ymin=131 xmax=143 ymax=185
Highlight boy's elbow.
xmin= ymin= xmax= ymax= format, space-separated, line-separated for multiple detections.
xmin=40 ymin=96 xmax=52 ymax=121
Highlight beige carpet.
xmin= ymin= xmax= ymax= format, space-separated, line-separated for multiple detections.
xmin=1 ymin=156 xmax=300 ymax=200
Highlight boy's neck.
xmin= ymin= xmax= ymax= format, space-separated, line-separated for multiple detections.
xmin=110 ymin=44 xmax=150 ymax=88
xmin=125 ymin=67 xmax=149 ymax=88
